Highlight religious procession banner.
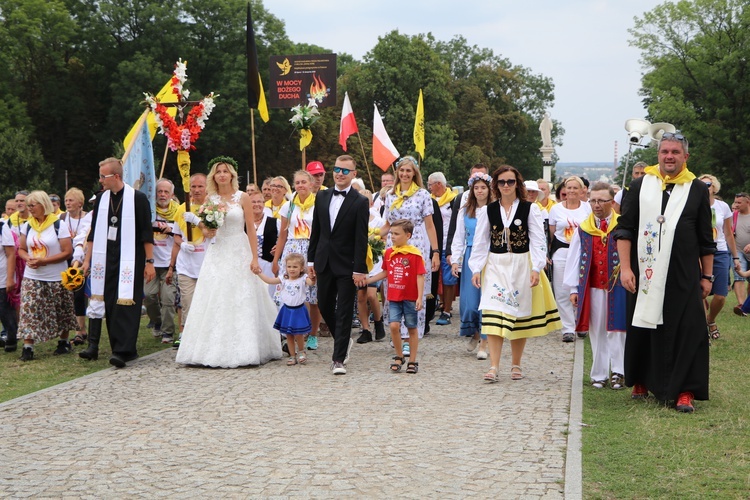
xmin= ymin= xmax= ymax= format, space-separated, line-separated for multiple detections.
xmin=268 ymin=54 xmax=337 ymax=108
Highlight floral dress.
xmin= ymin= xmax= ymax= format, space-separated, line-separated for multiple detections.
xmin=383 ymin=188 xmax=433 ymax=337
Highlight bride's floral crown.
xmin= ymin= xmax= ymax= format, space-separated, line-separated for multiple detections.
xmin=468 ymin=172 xmax=492 ymax=187
xmin=208 ymin=155 xmax=238 ymax=170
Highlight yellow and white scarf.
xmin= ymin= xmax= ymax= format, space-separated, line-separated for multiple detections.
xmin=390 ymin=182 xmax=420 ymax=210
xmin=432 ymin=189 xmax=457 ymax=207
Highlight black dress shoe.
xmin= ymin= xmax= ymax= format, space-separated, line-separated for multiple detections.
xmin=109 ymin=354 xmax=126 ymax=368
xmin=356 ymin=329 xmax=373 ymax=344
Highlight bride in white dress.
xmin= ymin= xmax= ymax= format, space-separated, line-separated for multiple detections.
xmin=176 ymin=158 xmax=282 ymax=368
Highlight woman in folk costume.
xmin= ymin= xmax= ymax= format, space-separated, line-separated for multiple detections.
xmin=563 ymin=182 xmax=627 ymax=389
xmin=469 ymin=166 xmax=561 ymax=383
xmin=272 ymin=170 xmax=321 ymax=351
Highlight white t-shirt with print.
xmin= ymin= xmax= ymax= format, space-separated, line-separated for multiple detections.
xmin=548 ymin=202 xmax=592 ymax=245
xmin=711 ymin=199 xmax=732 ymax=252
xmin=21 ymin=221 xmax=71 ymax=282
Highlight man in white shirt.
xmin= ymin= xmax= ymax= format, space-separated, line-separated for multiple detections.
xmin=428 ymin=172 xmax=457 ymax=325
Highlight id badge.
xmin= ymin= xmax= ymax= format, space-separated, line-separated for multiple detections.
xmin=108 ymin=226 xmax=118 ymax=241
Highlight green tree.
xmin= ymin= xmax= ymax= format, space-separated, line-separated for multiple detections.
xmin=0 ymin=128 xmax=53 ymax=201
xmin=631 ymin=0 xmax=750 ymax=191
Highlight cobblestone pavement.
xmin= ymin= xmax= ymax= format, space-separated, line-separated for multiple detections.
xmin=0 ymin=322 xmax=576 ymax=498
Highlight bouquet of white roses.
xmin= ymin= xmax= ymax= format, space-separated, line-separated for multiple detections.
xmin=198 ymin=199 xmax=228 ymax=229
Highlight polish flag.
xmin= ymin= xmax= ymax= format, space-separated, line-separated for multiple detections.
xmin=372 ymin=104 xmax=399 ymax=171
xmin=339 ymin=92 xmax=358 ymax=151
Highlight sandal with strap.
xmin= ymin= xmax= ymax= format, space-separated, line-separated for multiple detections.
xmin=510 ymin=365 xmax=524 ymax=380
xmin=483 ymin=367 xmax=499 ymax=383
xmin=297 ymin=351 xmax=307 ymax=364
xmin=390 ymin=356 xmax=405 ymax=372
xmin=406 ymin=361 xmax=419 ymax=374
xmin=707 ymin=322 xmax=720 ymax=340
xmin=287 ymin=356 xmax=298 ymax=366
xmin=72 ymin=333 xmax=87 ymax=346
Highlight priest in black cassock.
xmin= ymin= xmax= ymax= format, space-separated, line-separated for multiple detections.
xmin=614 ymin=133 xmax=715 ymax=413
xmin=82 ymin=157 xmax=155 ymax=368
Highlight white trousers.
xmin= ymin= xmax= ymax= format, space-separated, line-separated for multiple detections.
xmin=585 ymin=288 xmax=625 ymax=381
xmin=552 ymin=248 xmax=576 ymax=334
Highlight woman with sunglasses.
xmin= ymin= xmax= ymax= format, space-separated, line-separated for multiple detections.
xmin=468 ymin=166 xmax=561 ymax=382
xmin=264 ymin=176 xmax=291 ymax=220
xmin=380 ymin=156 xmax=440 ymax=345
xmin=548 ymin=176 xmax=591 ymax=343
xmin=698 ymin=174 xmax=740 ymax=340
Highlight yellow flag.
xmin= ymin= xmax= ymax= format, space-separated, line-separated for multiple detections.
xmin=123 ymin=78 xmax=179 ymax=150
xmin=258 ymin=75 xmax=269 ymax=123
xmin=413 ymin=89 xmax=425 ymax=160
xmin=300 ymin=129 xmax=313 ymax=151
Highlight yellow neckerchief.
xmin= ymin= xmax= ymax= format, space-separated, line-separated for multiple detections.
xmin=265 ymin=199 xmax=283 ymax=218
xmin=319 ymin=185 xmax=328 ymax=190
xmin=292 ymin=192 xmax=315 ymax=213
xmin=156 ymin=199 xmax=180 ymax=222
xmin=538 ymin=198 xmax=556 ymax=212
xmin=644 ymin=164 xmax=696 ymax=191
xmin=389 ymin=244 xmax=423 ymax=257
xmin=27 ymin=213 xmax=58 ymax=235
xmin=390 ymin=182 xmax=420 ymax=210
xmin=9 ymin=211 xmax=28 ymax=228
xmin=54 ymin=208 xmax=64 ymax=215
xmin=579 ymin=211 xmax=619 ymax=243
xmin=432 ymin=188 xmax=457 ymax=207
xmin=175 ymin=202 xmax=204 ymax=243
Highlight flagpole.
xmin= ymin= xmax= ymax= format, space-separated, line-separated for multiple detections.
xmin=356 ymin=131 xmax=375 ymax=192
xmin=159 ymin=145 xmax=169 ymax=180
xmin=250 ymin=108 xmax=258 ymax=184
xmin=121 ymin=109 xmax=149 ymax=165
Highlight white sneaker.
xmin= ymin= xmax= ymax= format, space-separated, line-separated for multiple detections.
xmin=467 ymin=337 xmax=479 ymax=351
xmin=331 ymin=361 xmax=346 ymax=375
xmin=402 ymin=342 xmax=410 ymax=357
xmin=476 ymin=349 xmax=488 ymax=360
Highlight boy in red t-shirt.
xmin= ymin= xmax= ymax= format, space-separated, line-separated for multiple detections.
xmin=367 ymin=219 xmax=426 ymax=374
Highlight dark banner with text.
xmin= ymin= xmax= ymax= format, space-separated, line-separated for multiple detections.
xmin=268 ymin=54 xmax=337 ymax=109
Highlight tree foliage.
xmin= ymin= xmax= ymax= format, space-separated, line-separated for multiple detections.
xmin=630 ymin=0 xmax=750 ymax=191
xmin=0 ymin=0 xmax=560 ymax=200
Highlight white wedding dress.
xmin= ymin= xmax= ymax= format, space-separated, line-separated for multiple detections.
xmin=176 ymin=191 xmax=282 ymax=368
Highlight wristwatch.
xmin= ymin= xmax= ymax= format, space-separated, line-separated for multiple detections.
xmin=145 ymin=258 xmax=155 ymax=264
xmin=701 ymin=274 xmax=715 ymax=282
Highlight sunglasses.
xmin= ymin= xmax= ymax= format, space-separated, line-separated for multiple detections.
xmin=495 ymin=179 xmax=517 ymax=187
xmin=332 ymin=167 xmax=352 ymax=175
xmin=661 ymin=132 xmax=686 ymax=141
xmin=736 ymin=193 xmax=749 ymax=199
xmin=703 ymin=181 xmax=712 ymax=187
xmin=99 ymin=173 xmax=116 ymax=179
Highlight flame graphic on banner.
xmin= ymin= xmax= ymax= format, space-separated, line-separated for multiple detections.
xmin=308 ymin=73 xmax=330 ymax=104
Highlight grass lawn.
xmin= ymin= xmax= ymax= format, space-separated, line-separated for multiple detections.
xmin=581 ymin=308 xmax=750 ymax=498
xmin=0 ymin=318 xmax=172 ymax=403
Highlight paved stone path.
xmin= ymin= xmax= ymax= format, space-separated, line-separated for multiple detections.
xmin=0 ymin=324 xmax=577 ymax=498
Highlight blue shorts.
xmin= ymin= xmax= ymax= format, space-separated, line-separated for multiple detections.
xmin=388 ymin=300 xmax=418 ymax=328
xmin=711 ymin=251 xmax=731 ymax=297
xmin=441 ymin=252 xmax=458 ymax=286
xmin=733 ymin=253 xmax=749 ymax=282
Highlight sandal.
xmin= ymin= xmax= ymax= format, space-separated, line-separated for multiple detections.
xmin=406 ymin=361 xmax=419 ymax=374
xmin=72 ymin=333 xmax=87 ymax=346
xmin=287 ymin=356 xmax=298 ymax=366
xmin=297 ymin=351 xmax=307 ymax=364
xmin=483 ymin=367 xmax=499 ymax=383
xmin=610 ymin=373 xmax=624 ymax=390
xmin=510 ymin=365 xmax=524 ymax=380
xmin=390 ymin=356 xmax=405 ymax=372
xmin=707 ymin=322 xmax=720 ymax=340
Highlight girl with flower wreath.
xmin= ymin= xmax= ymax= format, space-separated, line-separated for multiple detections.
xmin=450 ymin=172 xmax=494 ymax=360
xmin=272 ymin=170 xmax=321 ymax=351
xmin=379 ymin=156 xmax=440 ymax=347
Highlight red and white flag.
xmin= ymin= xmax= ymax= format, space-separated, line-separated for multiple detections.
xmin=339 ymin=91 xmax=358 ymax=151
xmin=372 ymin=104 xmax=399 ymax=171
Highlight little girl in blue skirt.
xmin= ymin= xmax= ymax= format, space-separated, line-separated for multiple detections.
xmin=255 ymin=253 xmax=314 ymax=365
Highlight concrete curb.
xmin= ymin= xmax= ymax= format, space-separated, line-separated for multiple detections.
xmin=564 ymin=338 xmax=584 ymax=499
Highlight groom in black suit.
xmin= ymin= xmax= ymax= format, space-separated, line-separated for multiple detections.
xmin=308 ymin=155 xmax=370 ymax=375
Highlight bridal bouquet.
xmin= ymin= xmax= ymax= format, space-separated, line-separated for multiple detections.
xmin=198 ymin=199 xmax=228 ymax=229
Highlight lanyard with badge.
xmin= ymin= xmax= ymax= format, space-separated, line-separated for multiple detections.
xmin=108 ymin=195 xmax=122 ymax=241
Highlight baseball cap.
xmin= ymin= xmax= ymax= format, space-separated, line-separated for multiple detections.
xmin=306 ymin=161 xmax=325 ymax=175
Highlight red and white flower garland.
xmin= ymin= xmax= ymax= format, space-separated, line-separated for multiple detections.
xmin=144 ymin=59 xmax=218 ymax=151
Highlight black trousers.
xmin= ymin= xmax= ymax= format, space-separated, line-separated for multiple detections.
xmin=316 ymin=266 xmax=356 ymax=363
xmin=104 ymin=267 xmax=143 ymax=359
xmin=0 ymin=288 xmax=18 ymax=343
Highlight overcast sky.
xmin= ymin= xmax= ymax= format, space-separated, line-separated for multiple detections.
xmin=268 ymin=0 xmax=666 ymax=163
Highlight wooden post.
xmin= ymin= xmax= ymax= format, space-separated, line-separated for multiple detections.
xmin=356 ymin=131 xmax=375 ymax=191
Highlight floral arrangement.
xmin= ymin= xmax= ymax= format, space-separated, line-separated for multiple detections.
xmin=368 ymin=228 xmax=386 ymax=264
xmin=144 ymin=59 xmax=218 ymax=151
xmin=61 ymin=263 xmax=85 ymax=292
xmin=198 ymin=199 xmax=228 ymax=230
xmin=289 ymin=99 xmax=320 ymax=150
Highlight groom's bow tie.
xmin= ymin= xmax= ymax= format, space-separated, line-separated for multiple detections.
xmin=333 ymin=190 xmax=346 ymax=196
